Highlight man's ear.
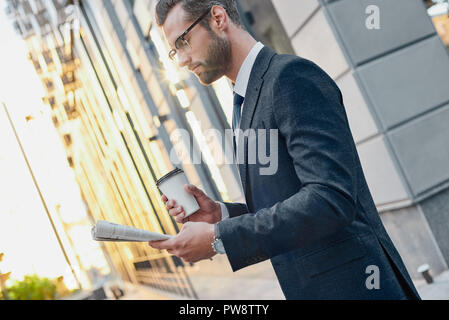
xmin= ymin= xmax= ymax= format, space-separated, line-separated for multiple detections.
xmin=210 ymin=5 xmax=229 ymax=32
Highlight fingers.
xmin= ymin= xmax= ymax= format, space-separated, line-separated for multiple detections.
xmin=175 ymin=214 xmax=187 ymax=224
xmin=169 ymin=205 xmax=184 ymax=217
xmin=148 ymin=240 xmax=164 ymax=250
xmin=180 ymin=216 xmax=190 ymax=224
xmin=169 ymin=205 xmax=186 ymax=222
xmin=149 ymin=239 xmax=179 ymax=258
xmin=184 ymin=184 xmax=206 ymax=200
xmin=165 ymin=198 xmax=176 ymax=209
xmin=163 ymin=196 xmax=186 ymax=220
xmin=175 ymin=215 xmax=191 ymax=224
xmin=148 ymin=239 xmax=174 ymax=250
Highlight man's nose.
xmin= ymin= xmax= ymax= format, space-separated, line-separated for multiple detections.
xmin=177 ymin=51 xmax=191 ymax=69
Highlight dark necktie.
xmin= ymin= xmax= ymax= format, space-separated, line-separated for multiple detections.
xmin=232 ymin=93 xmax=244 ymax=155
xmin=232 ymin=93 xmax=244 ymax=130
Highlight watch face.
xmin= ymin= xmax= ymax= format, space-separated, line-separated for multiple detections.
xmin=212 ymin=238 xmax=225 ymax=254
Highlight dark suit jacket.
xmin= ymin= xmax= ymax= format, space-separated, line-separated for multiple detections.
xmin=216 ymin=46 xmax=421 ymax=300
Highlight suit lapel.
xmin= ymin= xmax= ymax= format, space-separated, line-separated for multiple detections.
xmin=236 ymin=46 xmax=277 ymax=195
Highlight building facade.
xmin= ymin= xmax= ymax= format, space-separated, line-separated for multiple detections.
xmin=5 ymin=0 xmax=449 ymax=298
xmin=6 ymin=0 xmax=253 ymax=298
xmin=268 ymin=0 xmax=449 ymax=279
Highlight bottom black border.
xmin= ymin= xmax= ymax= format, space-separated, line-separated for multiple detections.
xmin=0 ymin=300 xmax=442 ymax=318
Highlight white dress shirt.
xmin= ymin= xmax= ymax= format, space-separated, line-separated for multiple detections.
xmin=234 ymin=41 xmax=265 ymax=106
xmin=220 ymin=42 xmax=264 ymax=221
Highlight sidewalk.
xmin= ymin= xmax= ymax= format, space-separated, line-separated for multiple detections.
xmin=415 ymin=270 xmax=449 ymax=300
xmin=122 ymin=257 xmax=449 ymax=300
xmin=120 ymin=282 xmax=172 ymax=300
xmin=185 ymin=255 xmax=284 ymax=300
xmin=120 ymin=256 xmax=284 ymax=300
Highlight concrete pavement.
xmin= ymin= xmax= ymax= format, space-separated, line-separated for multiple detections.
xmin=416 ymin=270 xmax=449 ymax=300
xmin=121 ymin=256 xmax=449 ymax=300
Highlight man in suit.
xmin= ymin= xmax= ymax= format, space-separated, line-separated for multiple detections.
xmin=149 ymin=0 xmax=421 ymax=300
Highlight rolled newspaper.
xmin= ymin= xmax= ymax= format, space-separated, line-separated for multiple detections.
xmin=91 ymin=220 xmax=172 ymax=242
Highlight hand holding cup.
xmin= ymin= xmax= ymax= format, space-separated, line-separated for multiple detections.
xmin=157 ymin=168 xmax=221 ymax=224
xmin=162 ymin=184 xmax=222 ymax=224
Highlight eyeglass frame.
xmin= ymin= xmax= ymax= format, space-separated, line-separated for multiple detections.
xmin=168 ymin=9 xmax=211 ymax=60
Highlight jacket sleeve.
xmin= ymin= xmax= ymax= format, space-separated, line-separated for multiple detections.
xmin=222 ymin=202 xmax=250 ymax=219
xmin=217 ymin=59 xmax=358 ymax=272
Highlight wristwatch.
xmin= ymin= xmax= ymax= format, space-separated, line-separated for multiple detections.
xmin=211 ymin=224 xmax=226 ymax=254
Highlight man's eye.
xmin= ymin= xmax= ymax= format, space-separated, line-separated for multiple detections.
xmin=175 ymin=38 xmax=183 ymax=49
xmin=179 ymin=39 xmax=189 ymax=49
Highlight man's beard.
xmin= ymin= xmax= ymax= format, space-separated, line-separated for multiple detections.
xmin=196 ymin=31 xmax=231 ymax=85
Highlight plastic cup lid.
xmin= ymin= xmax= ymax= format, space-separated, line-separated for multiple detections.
xmin=156 ymin=167 xmax=184 ymax=186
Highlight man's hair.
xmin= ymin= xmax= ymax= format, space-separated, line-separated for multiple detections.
xmin=155 ymin=0 xmax=242 ymax=29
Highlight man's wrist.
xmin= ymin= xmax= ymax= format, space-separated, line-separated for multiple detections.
xmin=214 ymin=201 xmax=223 ymax=223
xmin=214 ymin=222 xmax=221 ymax=239
xmin=212 ymin=223 xmax=226 ymax=254
xmin=218 ymin=201 xmax=230 ymax=221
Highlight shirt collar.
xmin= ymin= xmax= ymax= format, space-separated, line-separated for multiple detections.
xmin=233 ymin=42 xmax=264 ymax=98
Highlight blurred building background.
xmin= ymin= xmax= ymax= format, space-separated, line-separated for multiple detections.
xmin=3 ymin=0 xmax=449 ymax=299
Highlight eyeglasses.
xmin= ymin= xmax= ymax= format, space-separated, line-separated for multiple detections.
xmin=168 ymin=9 xmax=210 ymax=61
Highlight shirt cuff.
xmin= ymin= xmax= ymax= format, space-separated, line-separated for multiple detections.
xmin=213 ymin=223 xmax=226 ymax=255
xmin=219 ymin=202 xmax=230 ymax=221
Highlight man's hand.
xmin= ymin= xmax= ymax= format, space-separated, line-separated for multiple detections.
xmin=162 ymin=184 xmax=222 ymax=224
xmin=148 ymin=222 xmax=216 ymax=263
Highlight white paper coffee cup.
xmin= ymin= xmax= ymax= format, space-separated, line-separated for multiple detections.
xmin=156 ymin=168 xmax=200 ymax=218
